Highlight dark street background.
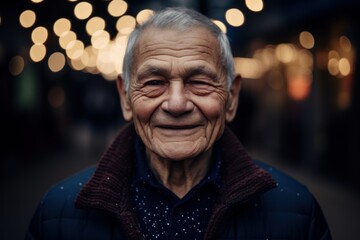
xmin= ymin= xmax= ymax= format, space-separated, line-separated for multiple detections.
xmin=1 ymin=0 xmax=360 ymax=239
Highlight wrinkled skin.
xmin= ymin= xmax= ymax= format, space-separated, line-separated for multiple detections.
xmin=117 ymin=27 xmax=241 ymax=197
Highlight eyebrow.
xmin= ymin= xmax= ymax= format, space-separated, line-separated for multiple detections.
xmin=183 ymin=66 xmax=218 ymax=81
xmin=137 ymin=66 xmax=170 ymax=80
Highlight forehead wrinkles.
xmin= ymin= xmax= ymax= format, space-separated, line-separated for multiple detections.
xmin=141 ymin=43 xmax=215 ymax=59
xmin=135 ymin=28 xmax=220 ymax=61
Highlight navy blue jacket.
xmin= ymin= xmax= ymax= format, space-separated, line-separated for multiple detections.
xmin=26 ymin=124 xmax=331 ymax=239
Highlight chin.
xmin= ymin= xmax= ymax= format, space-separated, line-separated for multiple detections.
xmin=156 ymin=143 xmax=206 ymax=161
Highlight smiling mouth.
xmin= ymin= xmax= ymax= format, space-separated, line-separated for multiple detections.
xmin=157 ymin=124 xmax=201 ymax=130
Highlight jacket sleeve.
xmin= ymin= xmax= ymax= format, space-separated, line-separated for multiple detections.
xmin=25 ymin=201 xmax=44 ymax=240
xmin=309 ymin=197 xmax=332 ymax=240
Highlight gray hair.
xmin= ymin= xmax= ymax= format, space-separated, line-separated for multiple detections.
xmin=122 ymin=7 xmax=235 ymax=90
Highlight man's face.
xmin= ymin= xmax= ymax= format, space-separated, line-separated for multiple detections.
xmin=120 ymin=27 xmax=238 ymax=161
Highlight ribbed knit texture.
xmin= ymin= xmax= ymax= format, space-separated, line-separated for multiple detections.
xmin=75 ymin=124 xmax=276 ymax=240
xmin=204 ymin=127 xmax=277 ymax=239
xmin=75 ymin=124 xmax=143 ymax=240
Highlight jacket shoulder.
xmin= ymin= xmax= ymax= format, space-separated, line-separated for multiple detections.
xmin=256 ymin=160 xmax=309 ymax=195
xmin=26 ymin=166 xmax=128 ymax=239
xmin=40 ymin=166 xmax=96 ymax=219
xmin=220 ymin=160 xmax=331 ymax=239
xmin=255 ymin=160 xmax=314 ymax=212
xmin=248 ymin=160 xmax=331 ymax=239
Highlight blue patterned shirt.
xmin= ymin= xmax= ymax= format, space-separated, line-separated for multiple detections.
xmin=131 ymin=137 xmax=222 ymax=240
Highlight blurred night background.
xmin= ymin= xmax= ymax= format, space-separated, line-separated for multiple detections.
xmin=1 ymin=0 xmax=360 ymax=239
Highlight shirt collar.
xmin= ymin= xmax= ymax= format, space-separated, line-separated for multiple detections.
xmin=132 ymin=136 xmax=222 ymax=190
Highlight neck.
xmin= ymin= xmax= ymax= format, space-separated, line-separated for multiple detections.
xmin=146 ymin=149 xmax=213 ymax=198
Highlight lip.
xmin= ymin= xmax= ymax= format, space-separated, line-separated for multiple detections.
xmin=156 ymin=124 xmax=202 ymax=130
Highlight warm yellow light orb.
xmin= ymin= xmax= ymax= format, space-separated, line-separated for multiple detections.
xmin=31 ymin=26 xmax=48 ymax=44
xmin=225 ymin=8 xmax=245 ymax=27
xmin=19 ymin=10 xmax=36 ymax=28
xmin=299 ymin=31 xmax=315 ymax=49
xmin=48 ymin=52 xmax=66 ymax=72
xmin=53 ymin=18 xmax=71 ymax=37
xmin=74 ymin=1 xmax=93 ymax=20
xmin=108 ymin=0 xmax=128 ymax=17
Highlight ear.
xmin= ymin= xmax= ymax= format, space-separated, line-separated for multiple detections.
xmin=225 ymin=74 xmax=242 ymax=122
xmin=116 ymin=75 xmax=133 ymax=121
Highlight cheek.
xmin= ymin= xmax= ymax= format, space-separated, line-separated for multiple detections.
xmin=195 ymin=92 xmax=228 ymax=121
xmin=131 ymin=97 xmax=161 ymax=123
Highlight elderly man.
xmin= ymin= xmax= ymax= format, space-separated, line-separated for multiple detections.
xmin=26 ymin=7 xmax=331 ymax=240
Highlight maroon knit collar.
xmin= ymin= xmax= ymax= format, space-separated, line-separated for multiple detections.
xmin=75 ymin=123 xmax=276 ymax=239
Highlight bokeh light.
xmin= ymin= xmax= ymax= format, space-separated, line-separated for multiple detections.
xmin=48 ymin=52 xmax=66 ymax=72
xmin=212 ymin=20 xmax=227 ymax=33
xmin=136 ymin=9 xmax=154 ymax=25
xmin=9 ymin=56 xmax=25 ymax=76
xmin=91 ymin=30 xmax=110 ymax=49
xmin=53 ymin=18 xmax=71 ymax=37
xmin=59 ymin=30 xmax=77 ymax=49
xmin=225 ymin=8 xmax=245 ymax=27
xmin=107 ymin=0 xmax=128 ymax=17
xmin=19 ymin=10 xmax=36 ymax=28
xmin=66 ymin=40 xmax=85 ymax=59
xmin=31 ymin=26 xmax=48 ymax=44
xmin=30 ymin=44 xmax=47 ymax=62
xmin=339 ymin=36 xmax=352 ymax=52
xmin=116 ymin=15 xmax=136 ymax=35
xmin=234 ymin=57 xmax=264 ymax=79
xmin=245 ymin=0 xmax=264 ymax=12
xmin=287 ymin=75 xmax=312 ymax=101
xmin=339 ymin=58 xmax=351 ymax=76
xmin=275 ymin=44 xmax=297 ymax=63
xmin=74 ymin=1 xmax=93 ymax=20
xmin=70 ymin=56 xmax=87 ymax=71
xmin=86 ymin=16 xmax=106 ymax=35
xmin=299 ymin=31 xmax=315 ymax=49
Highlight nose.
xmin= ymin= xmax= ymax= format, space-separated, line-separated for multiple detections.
xmin=161 ymin=81 xmax=194 ymax=116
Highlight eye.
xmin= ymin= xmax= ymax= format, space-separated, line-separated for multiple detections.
xmin=145 ymin=80 xmax=165 ymax=86
xmin=187 ymin=79 xmax=215 ymax=96
xmin=188 ymin=80 xmax=209 ymax=86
